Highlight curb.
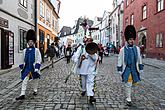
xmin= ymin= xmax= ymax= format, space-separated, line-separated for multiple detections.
xmin=143 ymin=63 xmax=160 ymax=69
xmin=0 ymin=57 xmax=64 ymax=95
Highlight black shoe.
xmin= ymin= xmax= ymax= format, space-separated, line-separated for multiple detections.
xmin=89 ymin=96 xmax=96 ymax=103
xmin=126 ymin=101 xmax=132 ymax=106
xmin=81 ymin=91 xmax=86 ymax=96
xmin=15 ymin=95 xmax=25 ymax=100
xmin=33 ymin=92 xmax=37 ymax=96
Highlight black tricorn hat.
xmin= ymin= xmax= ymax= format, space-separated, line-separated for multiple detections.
xmin=124 ymin=25 xmax=136 ymax=41
xmin=26 ymin=29 xmax=36 ymax=42
xmin=85 ymin=42 xmax=98 ymax=55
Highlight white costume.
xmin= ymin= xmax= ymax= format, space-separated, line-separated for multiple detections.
xmin=72 ymin=45 xmax=98 ymax=96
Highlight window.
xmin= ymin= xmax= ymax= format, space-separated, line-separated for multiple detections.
xmin=142 ymin=5 xmax=147 ymax=19
xmin=46 ymin=9 xmax=50 ymax=22
xmin=125 ymin=17 xmax=129 ymax=26
xmin=52 ymin=17 xmax=55 ymax=27
xmin=113 ymin=23 xmax=115 ymax=34
xmin=55 ymin=21 xmax=58 ymax=32
xmin=40 ymin=0 xmax=44 ymax=17
xmin=157 ymin=0 xmax=164 ymax=12
xmin=130 ymin=14 xmax=134 ymax=25
xmin=156 ymin=33 xmax=163 ymax=47
xmin=20 ymin=0 xmax=27 ymax=8
xmin=20 ymin=29 xmax=27 ymax=50
xmin=126 ymin=0 xmax=129 ymax=7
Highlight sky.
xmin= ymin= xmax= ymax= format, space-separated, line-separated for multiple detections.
xmin=58 ymin=0 xmax=113 ymax=29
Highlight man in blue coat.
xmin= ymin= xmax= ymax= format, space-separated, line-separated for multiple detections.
xmin=15 ymin=29 xmax=42 ymax=100
xmin=117 ymin=25 xmax=143 ymax=106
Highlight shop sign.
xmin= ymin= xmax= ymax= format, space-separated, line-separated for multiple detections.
xmin=0 ymin=17 xmax=8 ymax=28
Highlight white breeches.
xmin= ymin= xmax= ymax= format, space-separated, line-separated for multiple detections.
xmin=125 ymin=82 xmax=132 ymax=102
xmin=21 ymin=76 xmax=39 ymax=95
xmin=81 ymin=74 xmax=95 ymax=96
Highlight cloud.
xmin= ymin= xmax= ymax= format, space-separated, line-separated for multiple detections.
xmin=59 ymin=0 xmax=113 ymax=29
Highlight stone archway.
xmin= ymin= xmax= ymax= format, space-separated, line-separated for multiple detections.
xmin=139 ymin=33 xmax=146 ymax=48
xmin=139 ymin=33 xmax=146 ymax=58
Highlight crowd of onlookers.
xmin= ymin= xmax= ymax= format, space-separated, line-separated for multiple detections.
xmin=39 ymin=41 xmax=145 ymax=64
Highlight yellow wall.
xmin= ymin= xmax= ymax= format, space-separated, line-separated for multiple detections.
xmin=37 ymin=0 xmax=59 ymax=52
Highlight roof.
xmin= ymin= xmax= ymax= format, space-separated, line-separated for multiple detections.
xmin=59 ymin=26 xmax=72 ymax=37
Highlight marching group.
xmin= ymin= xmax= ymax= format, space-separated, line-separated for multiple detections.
xmin=15 ymin=25 xmax=144 ymax=107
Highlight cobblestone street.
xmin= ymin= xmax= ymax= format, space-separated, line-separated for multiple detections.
xmin=0 ymin=56 xmax=165 ymax=110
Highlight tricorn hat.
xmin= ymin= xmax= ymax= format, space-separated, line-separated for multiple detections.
xmin=85 ymin=42 xmax=98 ymax=55
xmin=124 ymin=25 xmax=136 ymax=41
xmin=26 ymin=29 xmax=36 ymax=42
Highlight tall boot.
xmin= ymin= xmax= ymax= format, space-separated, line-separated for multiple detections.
xmin=125 ymin=82 xmax=132 ymax=106
xmin=15 ymin=95 xmax=25 ymax=100
xmin=89 ymin=96 xmax=96 ymax=103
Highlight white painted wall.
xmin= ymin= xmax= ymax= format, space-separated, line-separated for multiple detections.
xmin=100 ymin=11 xmax=110 ymax=46
xmin=0 ymin=29 xmax=1 ymax=69
xmin=110 ymin=7 xmax=119 ymax=47
xmin=0 ymin=0 xmax=35 ymax=69
xmin=0 ymin=0 xmax=35 ymax=24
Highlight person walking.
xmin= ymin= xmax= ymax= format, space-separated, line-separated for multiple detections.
xmin=46 ymin=43 xmax=55 ymax=61
xmin=15 ymin=29 xmax=42 ymax=100
xmin=98 ymin=44 xmax=104 ymax=63
xmin=117 ymin=25 xmax=144 ymax=106
xmin=39 ymin=45 xmax=45 ymax=63
xmin=65 ymin=44 xmax=72 ymax=64
xmin=72 ymin=38 xmax=99 ymax=103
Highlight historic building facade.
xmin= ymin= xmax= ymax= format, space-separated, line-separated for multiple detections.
xmin=37 ymin=0 xmax=60 ymax=52
xmin=0 ymin=0 xmax=36 ymax=69
xmin=123 ymin=0 xmax=165 ymax=60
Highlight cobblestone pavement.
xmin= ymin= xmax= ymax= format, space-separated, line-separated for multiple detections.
xmin=0 ymin=56 xmax=165 ymax=110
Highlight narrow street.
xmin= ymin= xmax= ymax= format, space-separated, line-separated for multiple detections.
xmin=0 ymin=56 xmax=164 ymax=110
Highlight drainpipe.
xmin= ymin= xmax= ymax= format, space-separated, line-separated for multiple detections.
xmin=34 ymin=0 xmax=38 ymax=46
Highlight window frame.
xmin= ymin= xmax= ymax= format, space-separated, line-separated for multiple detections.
xmin=40 ymin=0 xmax=44 ymax=17
xmin=46 ymin=9 xmax=50 ymax=22
xmin=19 ymin=0 xmax=27 ymax=8
xmin=19 ymin=29 xmax=27 ymax=51
xmin=156 ymin=33 xmax=163 ymax=48
xmin=130 ymin=13 xmax=134 ymax=25
xmin=142 ymin=5 xmax=147 ymax=20
xmin=126 ymin=0 xmax=129 ymax=7
xmin=125 ymin=17 xmax=129 ymax=26
xmin=157 ymin=0 xmax=164 ymax=12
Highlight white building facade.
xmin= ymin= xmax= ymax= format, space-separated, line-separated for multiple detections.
xmin=92 ymin=17 xmax=102 ymax=44
xmin=0 ymin=0 xmax=35 ymax=69
xmin=100 ymin=11 xmax=110 ymax=46
xmin=109 ymin=6 xmax=119 ymax=47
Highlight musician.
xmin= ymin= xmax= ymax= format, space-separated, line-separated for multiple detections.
xmin=117 ymin=25 xmax=143 ymax=106
xmin=72 ymin=38 xmax=99 ymax=103
xmin=15 ymin=29 xmax=42 ymax=100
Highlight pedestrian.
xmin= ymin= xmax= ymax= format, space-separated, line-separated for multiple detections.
xmin=15 ymin=29 xmax=42 ymax=100
xmin=46 ymin=43 xmax=55 ymax=61
xmin=65 ymin=44 xmax=72 ymax=64
xmin=72 ymin=38 xmax=99 ymax=103
xmin=117 ymin=25 xmax=144 ymax=106
xmin=55 ymin=43 xmax=60 ymax=58
xmin=98 ymin=44 xmax=104 ymax=63
xmin=39 ymin=45 xmax=45 ymax=63
xmin=140 ymin=45 xmax=145 ymax=58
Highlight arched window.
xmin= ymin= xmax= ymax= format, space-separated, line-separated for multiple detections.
xmin=157 ymin=0 xmax=164 ymax=12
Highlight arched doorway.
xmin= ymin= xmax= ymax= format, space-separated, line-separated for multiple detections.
xmin=139 ymin=33 xmax=146 ymax=58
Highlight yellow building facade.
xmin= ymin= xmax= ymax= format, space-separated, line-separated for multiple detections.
xmin=37 ymin=0 xmax=60 ymax=52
